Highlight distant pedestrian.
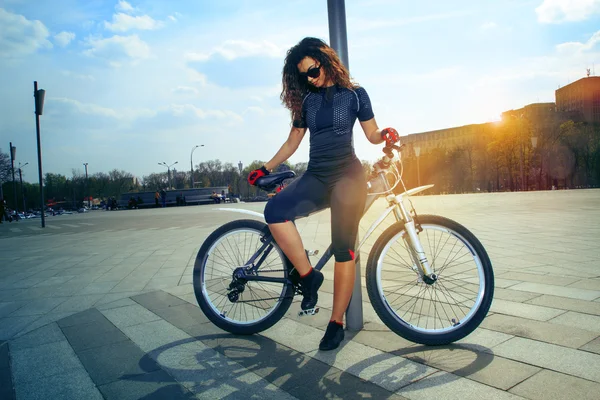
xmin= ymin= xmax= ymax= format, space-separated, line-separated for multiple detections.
xmin=155 ymin=191 xmax=160 ymax=208
xmin=161 ymin=189 xmax=167 ymax=208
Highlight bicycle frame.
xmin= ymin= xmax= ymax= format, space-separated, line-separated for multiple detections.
xmin=217 ymin=165 xmax=436 ymax=285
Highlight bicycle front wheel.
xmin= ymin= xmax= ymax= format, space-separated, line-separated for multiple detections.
xmin=366 ymin=215 xmax=494 ymax=345
xmin=193 ymin=219 xmax=294 ymax=335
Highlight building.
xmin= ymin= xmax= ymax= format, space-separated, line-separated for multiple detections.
xmin=555 ymin=76 xmax=600 ymax=123
xmin=401 ymin=123 xmax=494 ymax=154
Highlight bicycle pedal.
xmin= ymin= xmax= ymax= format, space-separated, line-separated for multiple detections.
xmin=298 ymin=307 xmax=319 ymax=317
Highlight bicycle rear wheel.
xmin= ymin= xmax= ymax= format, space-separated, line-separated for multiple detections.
xmin=366 ymin=215 xmax=494 ymax=345
xmin=193 ymin=219 xmax=294 ymax=335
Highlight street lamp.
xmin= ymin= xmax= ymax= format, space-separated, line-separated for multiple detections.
xmin=34 ymin=81 xmax=46 ymax=227
xmin=18 ymin=162 xmax=28 ymax=213
xmin=414 ymin=146 xmax=421 ymax=187
xmin=190 ymin=144 xmax=204 ymax=189
xmin=83 ymin=162 xmax=90 ymax=208
xmin=9 ymin=142 xmax=17 ymax=212
xmin=158 ymin=161 xmax=178 ymax=189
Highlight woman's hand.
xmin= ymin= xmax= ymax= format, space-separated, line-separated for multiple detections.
xmin=381 ymin=127 xmax=400 ymax=146
xmin=247 ymin=166 xmax=270 ymax=186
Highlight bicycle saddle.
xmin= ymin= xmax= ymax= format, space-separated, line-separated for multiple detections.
xmin=256 ymin=171 xmax=296 ymax=191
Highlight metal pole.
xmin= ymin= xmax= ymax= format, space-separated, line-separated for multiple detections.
xmin=84 ymin=163 xmax=89 ymax=208
xmin=19 ymin=168 xmax=24 ymax=212
xmin=10 ymin=142 xmax=17 ymax=212
xmin=328 ymin=0 xmax=363 ymax=332
xmin=34 ymin=81 xmax=46 ymax=228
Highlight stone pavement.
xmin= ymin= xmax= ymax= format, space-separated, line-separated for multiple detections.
xmin=0 ymin=189 xmax=599 ymax=399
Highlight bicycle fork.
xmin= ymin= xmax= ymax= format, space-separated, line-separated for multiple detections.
xmin=391 ymin=198 xmax=437 ymax=283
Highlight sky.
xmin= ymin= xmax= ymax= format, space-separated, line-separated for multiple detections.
xmin=1 ymin=0 xmax=600 ymax=182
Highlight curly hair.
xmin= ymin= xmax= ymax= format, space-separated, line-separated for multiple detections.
xmin=281 ymin=37 xmax=358 ymax=122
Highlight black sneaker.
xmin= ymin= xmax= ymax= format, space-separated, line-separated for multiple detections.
xmin=319 ymin=321 xmax=345 ymax=351
xmin=299 ymin=268 xmax=324 ymax=310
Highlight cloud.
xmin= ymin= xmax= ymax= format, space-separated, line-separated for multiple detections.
xmin=172 ymin=86 xmax=199 ymax=95
xmin=536 ymin=0 xmax=600 ymax=23
xmin=0 ymin=8 xmax=52 ymax=58
xmin=61 ymin=70 xmax=95 ymax=81
xmin=556 ymin=30 xmax=600 ymax=53
xmin=54 ymin=31 xmax=75 ymax=47
xmin=116 ymin=1 xmax=135 ymax=13
xmin=185 ymin=39 xmax=284 ymax=62
xmin=480 ymin=21 xmax=498 ymax=30
xmin=105 ymin=13 xmax=164 ymax=32
xmin=83 ymin=34 xmax=151 ymax=66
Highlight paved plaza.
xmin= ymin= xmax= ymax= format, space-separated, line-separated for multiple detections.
xmin=0 ymin=189 xmax=599 ymax=399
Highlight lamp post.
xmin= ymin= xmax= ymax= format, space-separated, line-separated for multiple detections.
xmin=83 ymin=162 xmax=89 ymax=208
xmin=34 ymin=81 xmax=46 ymax=227
xmin=18 ymin=162 xmax=28 ymax=212
xmin=9 ymin=142 xmax=17 ymax=212
xmin=190 ymin=144 xmax=204 ymax=188
xmin=238 ymin=161 xmax=243 ymax=200
xmin=158 ymin=161 xmax=178 ymax=189
xmin=414 ymin=146 xmax=421 ymax=187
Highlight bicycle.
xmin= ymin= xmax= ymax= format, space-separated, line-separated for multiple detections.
xmin=193 ymin=142 xmax=494 ymax=345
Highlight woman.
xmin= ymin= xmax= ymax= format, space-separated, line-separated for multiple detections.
xmin=248 ymin=37 xmax=399 ymax=351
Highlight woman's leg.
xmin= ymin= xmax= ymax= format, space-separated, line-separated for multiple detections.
xmin=268 ymin=221 xmax=312 ymax=276
xmin=264 ymin=173 xmax=329 ymax=277
xmin=330 ymin=260 xmax=355 ymax=322
xmin=328 ymin=161 xmax=367 ymax=324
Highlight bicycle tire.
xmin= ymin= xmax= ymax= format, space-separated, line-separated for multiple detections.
xmin=366 ymin=215 xmax=494 ymax=345
xmin=193 ymin=219 xmax=294 ymax=335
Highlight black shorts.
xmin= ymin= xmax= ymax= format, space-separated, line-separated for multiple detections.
xmin=264 ymin=159 xmax=367 ymax=262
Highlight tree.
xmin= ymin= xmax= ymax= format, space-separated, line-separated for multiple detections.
xmin=0 ymin=148 xmax=12 ymax=202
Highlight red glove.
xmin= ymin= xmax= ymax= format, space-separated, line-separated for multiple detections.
xmin=381 ymin=127 xmax=400 ymax=146
xmin=248 ymin=166 xmax=269 ymax=186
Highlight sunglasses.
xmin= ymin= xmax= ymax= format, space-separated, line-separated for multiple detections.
xmin=299 ymin=65 xmax=321 ymax=80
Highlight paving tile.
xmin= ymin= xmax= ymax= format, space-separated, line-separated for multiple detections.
xmin=119 ymin=319 xmax=192 ymax=352
xmin=0 ymin=301 xmax=25 ymax=318
xmin=398 ymin=371 xmax=525 ymax=400
xmin=10 ymin=340 xmax=83 ymax=384
xmin=51 ymin=294 xmax=104 ymax=313
xmin=102 ymin=303 xmax=162 ymax=328
xmin=98 ymin=369 xmax=195 ymax=400
xmin=62 ymin=318 xmax=130 ymax=352
xmin=96 ymin=297 xmax=138 ymax=310
xmin=509 ymin=369 xmax=600 ymax=400
xmin=493 ymin=336 xmax=600 ymax=383
xmin=490 ymin=299 xmax=566 ymax=321
xmin=0 ymin=315 xmax=40 ymax=340
xmin=57 ymin=307 xmax=107 ymax=328
xmin=496 ymin=271 xmax=580 ymax=287
xmin=308 ymin=340 xmax=438 ymax=392
xmin=13 ymin=311 xmax=75 ymax=337
xmin=508 ymin=282 xmax=600 ymax=301
xmin=0 ymin=341 xmax=9 ymax=369
xmin=261 ymin=318 xmax=324 ymax=353
xmin=131 ymin=290 xmax=188 ymax=310
xmin=9 ymin=323 xmax=66 ymax=351
xmin=77 ymin=340 xmax=160 ymax=385
xmin=9 ymin=297 xmax=68 ymax=317
xmin=526 ymin=294 xmax=600 ymax=315
xmin=481 ymin=313 xmax=599 ymax=348
xmin=14 ymin=368 xmax=103 ymax=400
xmin=402 ymin=344 xmax=540 ymax=390
xmin=0 ymin=365 xmax=15 ymax=400
xmin=580 ymin=336 xmax=600 ymax=355
xmin=77 ymin=280 xmax=120 ymax=295
xmin=548 ymin=311 xmax=600 ymax=333
xmin=147 ymin=302 xmax=210 ymax=329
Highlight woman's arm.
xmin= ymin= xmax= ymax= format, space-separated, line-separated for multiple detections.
xmin=360 ymin=118 xmax=385 ymax=145
xmin=264 ymin=126 xmax=307 ymax=171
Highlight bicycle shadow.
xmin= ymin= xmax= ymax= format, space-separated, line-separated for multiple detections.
xmin=122 ymin=330 xmax=495 ymax=399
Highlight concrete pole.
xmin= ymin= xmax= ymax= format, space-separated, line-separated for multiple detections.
xmin=328 ymin=0 xmax=363 ymax=332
